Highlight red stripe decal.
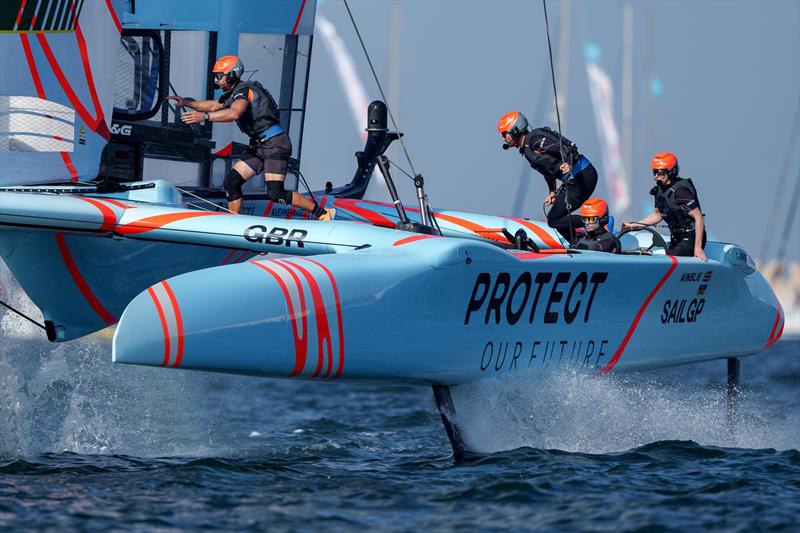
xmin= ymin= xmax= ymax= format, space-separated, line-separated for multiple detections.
xmin=299 ymin=257 xmax=346 ymax=379
xmin=234 ymin=251 xmax=251 ymax=263
xmin=596 ymin=255 xmax=679 ymax=376
xmin=77 ymin=197 xmax=116 ymax=232
xmin=512 ymin=252 xmax=552 ymax=261
xmin=433 ymin=212 xmax=510 ymax=245
xmin=510 ymin=218 xmax=565 ymax=249
xmin=220 ymin=250 xmax=238 ymax=265
xmin=393 ymin=234 xmax=438 ymax=247
xmin=105 ymin=0 xmax=122 ymax=33
xmin=214 ymin=142 xmax=233 ymax=157
xmin=15 ymin=0 xmax=27 ymax=29
xmin=117 ymin=211 xmax=224 ymax=235
xmin=36 ymin=29 xmax=110 ymax=140
xmin=59 ymin=152 xmax=79 ymax=181
xmin=147 ymin=286 xmax=171 ymax=367
xmin=55 ymin=233 xmax=116 ymax=325
xmin=285 ymin=206 xmax=297 ymax=220
xmin=20 ymin=33 xmax=45 ymax=97
xmin=333 ymin=198 xmax=396 ymax=228
xmin=161 ymin=281 xmax=185 ymax=368
xmin=94 ymin=198 xmax=134 ymax=209
xmin=281 ymin=260 xmax=333 ymax=378
xmin=251 ymin=261 xmax=308 ymax=377
xmin=765 ymin=310 xmax=781 ymax=347
xmin=262 ymin=200 xmax=274 ymax=217
xmin=68 ymin=0 xmax=77 ymax=27
xmin=291 ymin=0 xmax=308 ymax=35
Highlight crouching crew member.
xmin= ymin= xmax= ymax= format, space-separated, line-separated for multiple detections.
xmin=571 ymin=198 xmax=620 ymax=254
xmin=498 ymin=111 xmax=598 ymax=243
xmin=169 ymin=56 xmax=334 ymax=220
xmin=622 ymin=152 xmax=707 ymax=261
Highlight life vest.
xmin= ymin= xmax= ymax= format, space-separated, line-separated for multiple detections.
xmin=572 ymin=230 xmax=620 ymax=254
xmin=522 ymin=127 xmax=581 ymax=181
xmin=651 ymin=178 xmax=701 ymax=235
xmin=222 ymin=80 xmax=280 ymax=138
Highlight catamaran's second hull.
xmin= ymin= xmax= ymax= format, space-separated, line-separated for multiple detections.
xmin=113 ymin=238 xmax=783 ymax=384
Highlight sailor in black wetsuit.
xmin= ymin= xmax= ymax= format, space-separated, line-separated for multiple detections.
xmin=169 ymin=56 xmax=334 ymax=220
xmin=498 ymin=111 xmax=598 ymax=243
xmin=622 ymin=152 xmax=707 ymax=261
xmin=571 ymin=198 xmax=620 ymax=253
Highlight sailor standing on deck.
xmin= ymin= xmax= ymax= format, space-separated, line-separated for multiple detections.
xmin=622 ymin=152 xmax=707 ymax=261
xmin=498 ymin=111 xmax=598 ymax=243
xmin=169 ymin=56 xmax=334 ymax=220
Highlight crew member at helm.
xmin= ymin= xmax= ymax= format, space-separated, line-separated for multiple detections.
xmin=498 ymin=111 xmax=598 ymax=243
xmin=169 ymin=56 xmax=334 ymax=220
xmin=622 ymin=152 xmax=707 ymax=261
xmin=571 ymin=198 xmax=620 ymax=254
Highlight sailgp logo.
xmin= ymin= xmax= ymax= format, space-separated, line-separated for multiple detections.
xmin=250 ymin=258 xmax=345 ymax=379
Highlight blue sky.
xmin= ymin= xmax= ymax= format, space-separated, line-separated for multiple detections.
xmin=302 ymin=1 xmax=800 ymax=262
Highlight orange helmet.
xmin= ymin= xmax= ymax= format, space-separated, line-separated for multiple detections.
xmin=497 ymin=111 xmax=529 ymax=138
xmin=651 ymin=152 xmax=679 ymax=180
xmin=579 ymin=197 xmax=609 ymax=233
xmin=212 ymin=55 xmax=244 ymax=86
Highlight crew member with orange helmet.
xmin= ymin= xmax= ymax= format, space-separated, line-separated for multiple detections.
xmin=571 ymin=198 xmax=620 ymax=254
xmin=498 ymin=111 xmax=597 ymax=243
xmin=622 ymin=152 xmax=707 ymax=261
xmin=169 ymin=56 xmax=334 ymax=220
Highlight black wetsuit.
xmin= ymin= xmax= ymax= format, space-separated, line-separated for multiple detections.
xmin=652 ymin=178 xmax=706 ymax=257
xmin=572 ymin=229 xmax=621 ymax=254
xmin=221 ymin=80 xmax=291 ymax=175
xmin=521 ymin=127 xmax=598 ymax=242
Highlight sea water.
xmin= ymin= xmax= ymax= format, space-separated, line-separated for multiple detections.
xmin=0 ymin=310 xmax=798 ymax=530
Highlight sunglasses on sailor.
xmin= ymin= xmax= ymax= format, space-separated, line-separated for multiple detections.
xmin=582 ymin=216 xmax=599 ymax=224
xmin=652 ymin=169 xmax=669 ymax=176
xmin=214 ymin=72 xmax=226 ymax=81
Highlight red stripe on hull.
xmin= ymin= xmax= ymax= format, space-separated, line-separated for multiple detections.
xmin=161 ymin=281 xmax=185 ymax=368
xmin=147 ymin=286 xmax=171 ymax=367
xmin=299 ymin=257 xmax=346 ymax=379
xmin=77 ymin=197 xmax=117 ymax=232
xmin=55 ymin=234 xmax=116 ymax=326
xmin=596 ymin=255 xmax=679 ymax=376
xmin=251 ymin=261 xmax=308 ymax=377
xmin=280 ymin=260 xmax=333 ymax=378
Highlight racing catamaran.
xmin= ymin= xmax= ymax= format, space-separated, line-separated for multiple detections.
xmin=0 ymin=0 xmax=784 ymax=457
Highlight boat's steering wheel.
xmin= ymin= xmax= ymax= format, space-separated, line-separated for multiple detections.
xmin=616 ymin=226 xmax=668 ymax=254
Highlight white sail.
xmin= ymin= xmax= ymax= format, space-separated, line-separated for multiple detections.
xmin=0 ymin=0 xmax=123 ymax=185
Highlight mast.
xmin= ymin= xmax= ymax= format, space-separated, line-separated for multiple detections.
xmin=621 ymin=4 xmax=634 ymax=221
xmin=554 ymin=0 xmax=572 ymax=129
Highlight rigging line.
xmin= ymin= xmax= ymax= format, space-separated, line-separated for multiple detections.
xmin=0 ymin=299 xmax=47 ymax=331
xmin=386 ymin=158 xmax=415 ymax=180
xmin=760 ymin=104 xmax=800 ymax=260
xmin=542 ymin=0 xmax=573 ymax=241
xmin=341 ymin=0 xmax=418 ymax=180
xmin=175 ymin=186 xmax=237 ymax=214
xmin=774 ymin=170 xmax=800 ymax=265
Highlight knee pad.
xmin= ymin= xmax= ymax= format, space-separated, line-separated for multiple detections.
xmin=223 ymin=169 xmax=245 ymax=201
xmin=266 ymin=181 xmax=293 ymax=204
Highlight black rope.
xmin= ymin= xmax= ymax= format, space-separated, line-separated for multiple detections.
xmin=542 ymin=0 xmax=573 ymax=242
xmin=0 ymin=299 xmax=47 ymax=331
